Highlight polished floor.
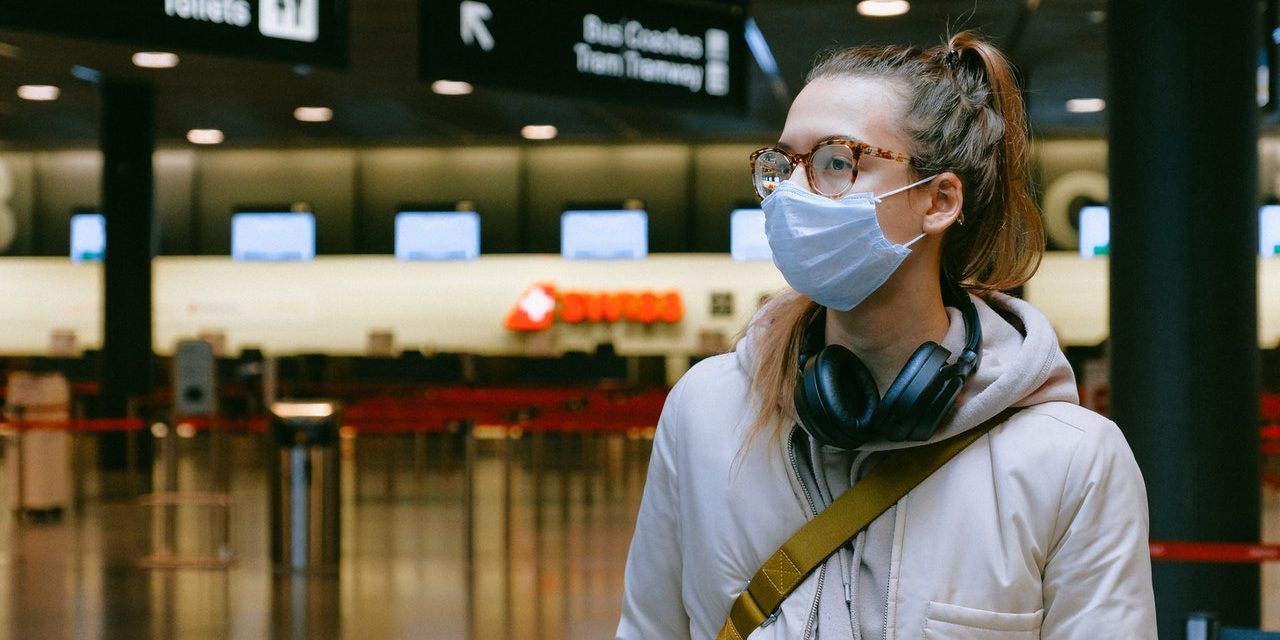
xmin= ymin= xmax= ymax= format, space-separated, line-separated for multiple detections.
xmin=1 ymin=430 xmax=1277 ymax=639
xmin=0 ymin=430 xmax=648 ymax=639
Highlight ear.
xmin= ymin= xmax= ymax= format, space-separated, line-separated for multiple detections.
xmin=921 ymin=172 xmax=964 ymax=234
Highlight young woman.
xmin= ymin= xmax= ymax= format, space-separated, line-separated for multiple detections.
xmin=617 ymin=32 xmax=1156 ymax=639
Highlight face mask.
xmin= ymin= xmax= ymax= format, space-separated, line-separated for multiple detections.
xmin=761 ymin=175 xmax=935 ymax=311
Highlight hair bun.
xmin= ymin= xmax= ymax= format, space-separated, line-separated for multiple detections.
xmin=944 ymin=48 xmax=961 ymax=70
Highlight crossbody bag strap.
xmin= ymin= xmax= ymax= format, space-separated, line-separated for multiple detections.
xmin=716 ymin=407 xmax=1020 ymax=640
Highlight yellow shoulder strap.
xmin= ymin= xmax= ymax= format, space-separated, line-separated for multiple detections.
xmin=716 ymin=408 xmax=1019 ymax=640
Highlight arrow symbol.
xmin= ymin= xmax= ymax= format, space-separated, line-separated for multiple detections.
xmin=460 ymin=1 xmax=494 ymax=52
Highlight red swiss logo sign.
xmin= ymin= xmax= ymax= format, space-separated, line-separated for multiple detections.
xmin=505 ymin=284 xmax=684 ymax=332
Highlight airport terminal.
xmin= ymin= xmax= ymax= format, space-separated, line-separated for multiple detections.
xmin=0 ymin=1 xmax=1276 ymax=638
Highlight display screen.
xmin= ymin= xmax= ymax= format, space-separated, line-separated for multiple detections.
xmin=395 ymin=211 xmax=480 ymax=260
xmin=1079 ymin=205 xmax=1280 ymax=258
xmin=1078 ymin=206 xmax=1109 ymax=258
xmin=231 ymin=212 xmax=316 ymax=261
xmin=560 ymin=210 xmax=648 ymax=260
xmin=1261 ymin=205 xmax=1280 ymax=257
xmin=70 ymin=212 xmax=105 ymax=264
xmin=730 ymin=208 xmax=770 ymax=261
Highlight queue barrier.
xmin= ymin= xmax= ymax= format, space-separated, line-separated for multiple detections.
xmin=1151 ymin=542 xmax=1280 ymax=563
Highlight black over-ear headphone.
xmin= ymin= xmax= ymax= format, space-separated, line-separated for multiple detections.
xmin=794 ymin=281 xmax=982 ymax=449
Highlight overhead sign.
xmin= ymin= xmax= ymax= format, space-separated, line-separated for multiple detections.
xmin=421 ymin=0 xmax=748 ymax=111
xmin=0 ymin=0 xmax=348 ymax=67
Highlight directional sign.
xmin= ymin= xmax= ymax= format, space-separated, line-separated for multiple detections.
xmin=421 ymin=0 xmax=748 ymax=111
xmin=0 ymin=0 xmax=348 ymax=67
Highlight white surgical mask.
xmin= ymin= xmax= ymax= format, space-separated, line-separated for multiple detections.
xmin=761 ymin=175 xmax=935 ymax=311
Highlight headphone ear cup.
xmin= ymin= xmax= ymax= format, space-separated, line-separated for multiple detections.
xmin=794 ymin=345 xmax=879 ymax=449
xmin=905 ymin=374 xmax=966 ymax=441
xmin=876 ymin=342 xmax=952 ymax=441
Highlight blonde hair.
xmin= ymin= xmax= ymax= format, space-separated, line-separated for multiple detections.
xmin=739 ymin=32 xmax=1045 ymax=452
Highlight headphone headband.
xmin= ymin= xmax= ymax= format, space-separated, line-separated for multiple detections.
xmin=940 ymin=280 xmax=981 ymax=376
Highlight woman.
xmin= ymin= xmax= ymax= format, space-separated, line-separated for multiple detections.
xmin=617 ymin=32 xmax=1155 ymax=639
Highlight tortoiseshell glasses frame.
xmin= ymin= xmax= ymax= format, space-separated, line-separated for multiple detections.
xmin=749 ymin=138 xmax=916 ymax=200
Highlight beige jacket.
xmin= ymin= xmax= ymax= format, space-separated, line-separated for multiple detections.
xmin=617 ymin=292 xmax=1156 ymax=639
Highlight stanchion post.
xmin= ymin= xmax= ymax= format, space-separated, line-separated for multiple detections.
xmin=11 ymin=410 xmax=24 ymax=518
xmin=268 ymin=401 xmax=341 ymax=573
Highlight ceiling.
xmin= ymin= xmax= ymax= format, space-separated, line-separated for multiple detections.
xmin=0 ymin=0 xmax=1125 ymax=148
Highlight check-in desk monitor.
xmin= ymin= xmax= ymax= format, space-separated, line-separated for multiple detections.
xmin=560 ymin=210 xmax=648 ymax=259
xmin=730 ymin=208 xmax=771 ymax=261
xmin=395 ymin=211 xmax=480 ymax=260
xmin=1078 ymin=205 xmax=1109 ymax=258
xmin=70 ymin=213 xmax=105 ymax=264
xmin=1262 ymin=205 xmax=1280 ymax=257
xmin=231 ymin=212 xmax=316 ymax=261
xmin=1081 ymin=205 xmax=1280 ymax=258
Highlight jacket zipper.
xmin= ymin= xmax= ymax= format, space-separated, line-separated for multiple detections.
xmin=787 ymin=425 xmax=820 ymax=516
xmin=881 ymin=569 xmax=891 ymax=640
xmin=786 ymin=426 xmax=823 ymax=639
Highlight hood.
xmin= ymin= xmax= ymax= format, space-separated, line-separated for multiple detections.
xmin=735 ymin=290 xmax=1079 ymax=452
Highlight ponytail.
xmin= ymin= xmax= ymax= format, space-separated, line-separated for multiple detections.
xmin=937 ymin=32 xmax=1042 ymax=290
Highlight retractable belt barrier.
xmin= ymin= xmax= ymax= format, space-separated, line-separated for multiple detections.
xmin=1150 ymin=541 xmax=1280 ymax=563
xmin=2 ymin=417 xmax=147 ymax=432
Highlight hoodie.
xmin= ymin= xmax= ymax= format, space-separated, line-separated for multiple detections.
xmin=618 ymin=291 xmax=1156 ymax=639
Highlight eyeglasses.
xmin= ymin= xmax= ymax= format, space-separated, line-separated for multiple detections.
xmin=749 ymin=138 xmax=915 ymax=200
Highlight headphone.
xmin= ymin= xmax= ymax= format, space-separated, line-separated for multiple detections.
xmin=794 ymin=281 xmax=982 ymax=449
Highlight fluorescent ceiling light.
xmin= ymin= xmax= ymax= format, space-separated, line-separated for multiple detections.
xmin=294 ymin=106 xmax=333 ymax=122
xmin=856 ymin=0 xmax=910 ymax=17
xmin=17 ymin=85 xmax=59 ymax=101
xmin=432 ymin=80 xmax=474 ymax=95
xmin=132 ymin=52 xmax=179 ymax=69
xmin=521 ymin=125 xmax=558 ymax=140
xmin=1065 ymin=98 xmax=1106 ymax=113
xmin=187 ymin=128 xmax=225 ymax=144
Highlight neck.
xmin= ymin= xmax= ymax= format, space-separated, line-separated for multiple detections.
xmin=824 ymin=273 xmax=952 ymax=396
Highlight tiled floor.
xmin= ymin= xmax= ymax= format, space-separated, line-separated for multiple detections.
xmin=0 ymin=430 xmax=1277 ymax=639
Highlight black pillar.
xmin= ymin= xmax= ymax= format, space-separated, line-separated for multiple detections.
xmin=1107 ymin=1 xmax=1260 ymax=636
xmin=98 ymin=81 xmax=156 ymax=468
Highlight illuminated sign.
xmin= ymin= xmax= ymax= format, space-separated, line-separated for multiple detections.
xmin=70 ymin=213 xmax=105 ymax=264
xmin=421 ymin=0 xmax=747 ymax=112
xmin=1082 ymin=205 xmax=1280 ymax=258
xmin=231 ymin=212 xmax=316 ymax=261
xmin=729 ymin=208 xmax=769 ymax=261
xmin=395 ymin=211 xmax=481 ymax=260
xmin=504 ymin=283 xmax=684 ymax=331
xmin=1262 ymin=205 xmax=1280 ymax=257
xmin=561 ymin=209 xmax=648 ymax=259
xmin=1078 ymin=205 xmax=1109 ymax=258
xmin=0 ymin=0 xmax=348 ymax=67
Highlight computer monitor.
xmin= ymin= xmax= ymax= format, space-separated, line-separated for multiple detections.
xmin=1078 ymin=206 xmax=1109 ymax=258
xmin=1261 ymin=205 xmax=1280 ymax=257
xmin=560 ymin=209 xmax=648 ymax=259
xmin=394 ymin=211 xmax=480 ymax=260
xmin=70 ymin=212 xmax=105 ymax=264
xmin=729 ymin=208 xmax=770 ymax=261
xmin=1079 ymin=205 xmax=1280 ymax=258
xmin=231 ymin=212 xmax=316 ymax=261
